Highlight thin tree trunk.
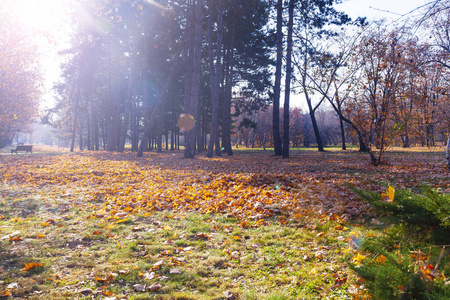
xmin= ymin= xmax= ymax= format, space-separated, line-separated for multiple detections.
xmin=339 ymin=117 xmax=346 ymax=150
xmin=336 ymin=98 xmax=346 ymax=150
xmin=222 ymin=20 xmax=235 ymax=156
xmin=282 ymin=0 xmax=294 ymax=158
xmin=446 ymin=134 xmax=450 ymax=169
xmin=310 ymin=111 xmax=324 ymax=151
xmin=273 ymin=0 xmax=283 ymax=156
xmin=70 ymin=87 xmax=79 ymax=153
xmin=184 ymin=0 xmax=203 ymax=159
xmin=222 ymin=15 xmax=236 ymax=155
xmin=107 ymin=82 xmax=119 ymax=152
xmin=207 ymin=3 xmax=224 ymax=158
xmin=118 ymin=74 xmax=134 ymax=152
xmin=138 ymin=49 xmax=182 ymax=157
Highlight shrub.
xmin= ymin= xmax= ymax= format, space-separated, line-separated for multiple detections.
xmin=351 ymin=185 xmax=450 ymax=299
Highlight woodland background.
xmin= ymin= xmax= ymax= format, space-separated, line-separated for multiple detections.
xmin=0 ymin=0 xmax=450 ymax=164
xmin=1 ymin=1 xmax=450 ymax=299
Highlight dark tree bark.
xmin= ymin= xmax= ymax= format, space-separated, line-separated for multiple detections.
xmin=184 ymin=0 xmax=203 ymax=159
xmin=222 ymin=22 xmax=235 ymax=156
xmin=273 ymin=0 xmax=283 ymax=156
xmin=282 ymin=0 xmax=294 ymax=158
xmin=207 ymin=1 xmax=224 ymax=158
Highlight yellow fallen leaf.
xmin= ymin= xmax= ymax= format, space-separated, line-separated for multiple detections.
xmin=352 ymin=253 xmax=366 ymax=265
xmin=381 ymin=186 xmax=395 ymax=202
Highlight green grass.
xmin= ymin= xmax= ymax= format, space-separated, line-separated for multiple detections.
xmin=0 ymin=186 xmax=361 ymax=299
xmin=1 ymin=148 xmax=449 ymax=299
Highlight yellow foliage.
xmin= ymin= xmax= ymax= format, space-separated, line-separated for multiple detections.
xmin=381 ymin=186 xmax=395 ymax=202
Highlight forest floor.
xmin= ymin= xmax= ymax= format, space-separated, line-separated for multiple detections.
xmin=0 ymin=147 xmax=448 ymax=299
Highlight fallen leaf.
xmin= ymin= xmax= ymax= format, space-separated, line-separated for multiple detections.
xmin=376 ymin=254 xmax=388 ymax=263
xmin=22 ymin=262 xmax=44 ymax=271
xmin=9 ymin=236 xmax=22 ymax=242
xmin=133 ymin=284 xmax=146 ymax=292
xmin=147 ymin=283 xmax=161 ymax=292
xmin=381 ymin=186 xmax=395 ymax=202
xmin=0 ymin=290 xmax=12 ymax=297
xmin=79 ymin=288 xmax=93 ymax=294
xmin=7 ymin=283 xmax=18 ymax=290
xmin=224 ymin=290 xmax=236 ymax=300
xmin=352 ymin=253 xmax=366 ymax=265
xmin=143 ymin=272 xmax=155 ymax=280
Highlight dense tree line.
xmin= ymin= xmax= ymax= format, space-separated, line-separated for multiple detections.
xmin=1 ymin=0 xmax=448 ymax=165
xmin=47 ymin=0 xmax=272 ymax=158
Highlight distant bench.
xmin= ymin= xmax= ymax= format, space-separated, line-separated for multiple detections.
xmin=11 ymin=145 xmax=33 ymax=154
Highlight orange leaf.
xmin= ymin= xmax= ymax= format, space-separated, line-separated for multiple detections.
xmin=9 ymin=236 xmax=22 ymax=242
xmin=376 ymin=255 xmax=388 ymax=264
xmin=22 ymin=262 xmax=44 ymax=271
xmin=94 ymin=273 xmax=114 ymax=283
xmin=0 ymin=290 xmax=11 ymax=297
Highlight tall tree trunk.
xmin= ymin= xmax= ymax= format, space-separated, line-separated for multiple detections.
xmin=87 ymin=98 xmax=92 ymax=150
xmin=118 ymin=74 xmax=134 ymax=152
xmin=273 ymin=0 xmax=283 ymax=156
xmin=336 ymin=97 xmax=346 ymax=150
xmin=207 ymin=2 xmax=224 ymax=158
xmin=94 ymin=116 xmax=99 ymax=151
xmin=131 ymin=100 xmax=139 ymax=152
xmin=222 ymin=22 xmax=235 ymax=156
xmin=137 ymin=75 xmax=151 ymax=157
xmin=339 ymin=117 xmax=346 ymax=150
xmin=107 ymin=81 xmax=119 ymax=152
xmin=282 ymin=0 xmax=294 ymax=158
xmin=157 ymin=103 xmax=163 ymax=153
xmin=70 ymin=87 xmax=80 ymax=153
xmin=184 ymin=0 xmax=203 ymax=159
xmin=446 ymin=134 xmax=450 ymax=169
xmin=138 ymin=51 xmax=181 ymax=157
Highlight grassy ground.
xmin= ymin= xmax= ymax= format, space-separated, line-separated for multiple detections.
xmin=0 ymin=147 xmax=448 ymax=299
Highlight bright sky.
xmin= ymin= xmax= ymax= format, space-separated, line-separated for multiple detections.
xmin=8 ymin=0 xmax=71 ymax=109
xmin=336 ymin=0 xmax=427 ymax=21
xmin=291 ymin=0 xmax=430 ymax=108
